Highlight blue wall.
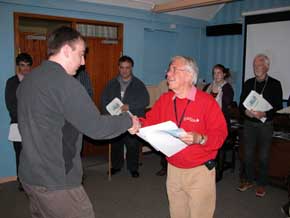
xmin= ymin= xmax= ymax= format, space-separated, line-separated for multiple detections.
xmin=205 ymin=0 xmax=290 ymax=102
xmin=1 ymin=0 xmax=289 ymax=178
xmin=0 ymin=0 xmax=206 ymax=177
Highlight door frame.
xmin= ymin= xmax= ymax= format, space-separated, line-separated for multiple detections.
xmin=14 ymin=12 xmax=124 ymax=157
xmin=14 ymin=12 xmax=123 ymax=58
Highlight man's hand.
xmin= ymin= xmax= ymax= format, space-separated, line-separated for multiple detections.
xmin=245 ymin=109 xmax=254 ymax=118
xmin=251 ymin=111 xmax=266 ymax=119
xmin=128 ymin=115 xmax=140 ymax=135
xmin=121 ymin=104 xmax=129 ymax=112
xmin=179 ymin=132 xmax=207 ymax=145
xmin=245 ymin=109 xmax=266 ymax=119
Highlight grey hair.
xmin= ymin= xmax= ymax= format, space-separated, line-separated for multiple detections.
xmin=170 ymin=56 xmax=199 ymax=84
xmin=254 ymin=54 xmax=270 ymax=67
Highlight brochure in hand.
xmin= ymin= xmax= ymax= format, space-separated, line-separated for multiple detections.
xmin=243 ymin=90 xmax=273 ymax=122
xmin=137 ymin=121 xmax=188 ymax=157
xmin=106 ymin=97 xmax=132 ymax=116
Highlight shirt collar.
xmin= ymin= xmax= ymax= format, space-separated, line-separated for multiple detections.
xmin=172 ymin=86 xmax=197 ymax=101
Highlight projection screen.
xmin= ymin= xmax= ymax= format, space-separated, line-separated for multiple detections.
xmin=243 ymin=10 xmax=290 ymax=100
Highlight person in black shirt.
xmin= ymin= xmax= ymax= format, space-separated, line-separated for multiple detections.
xmin=101 ymin=56 xmax=149 ymax=178
xmin=203 ymin=64 xmax=234 ymax=182
xmin=237 ymin=54 xmax=283 ymax=197
xmin=5 ymin=52 xmax=33 ymax=191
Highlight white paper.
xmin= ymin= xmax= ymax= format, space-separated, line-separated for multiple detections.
xmin=243 ymin=90 xmax=273 ymax=122
xmin=106 ymin=97 xmax=123 ymax=115
xmin=137 ymin=121 xmax=188 ymax=157
xmin=273 ymin=131 xmax=290 ymax=140
xmin=106 ymin=97 xmax=132 ymax=116
xmin=277 ymin=106 xmax=290 ymax=114
xmin=8 ymin=123 xmax=22 ymax=142
xmin=158 ymin=128 xmax=186 ymax=138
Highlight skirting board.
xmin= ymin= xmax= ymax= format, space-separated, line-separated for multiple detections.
xmin=0 ymin=176 xmax=17 ymax=184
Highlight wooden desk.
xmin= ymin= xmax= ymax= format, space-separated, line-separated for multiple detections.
xmin=239 ymin=132 xmax=290 ymax=195
xmin=231 ymin=111 xmax=290 ymax=194
xmin=268 ymin=138 xmax=290 ymax=178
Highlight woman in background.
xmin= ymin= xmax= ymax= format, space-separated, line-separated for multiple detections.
xmin=204 ymin=64 xmax=234 ymax=127
xmin=203 ymin=64 xmax=234 ymax=181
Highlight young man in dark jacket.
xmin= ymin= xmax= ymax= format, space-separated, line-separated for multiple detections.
xmin=101 ymin=55 xmax=149 ymax=178
xmin=17 ymin=26 xmax=139 ymax=218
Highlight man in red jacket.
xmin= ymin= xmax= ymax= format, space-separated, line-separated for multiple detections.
xmin=140 ymin=56 xmax=227 ymax=218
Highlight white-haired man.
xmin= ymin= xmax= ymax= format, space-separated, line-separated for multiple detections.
xmin=238 ymin=54 xmax=283 ymax=197
xmin=140 ymin=56 xmax=227 ymax=218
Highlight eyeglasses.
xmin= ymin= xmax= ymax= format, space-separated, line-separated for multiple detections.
xmin=166 ymin=66 xmax=188 ymax=74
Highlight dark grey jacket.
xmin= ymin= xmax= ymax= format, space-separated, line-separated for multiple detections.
xmin=101 ymin=76 xmax=149 ymax=117
xmin=17 ymin=61 xmax=132 ymax=190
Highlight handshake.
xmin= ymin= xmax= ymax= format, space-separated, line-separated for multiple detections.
xmin=128 ymin=115 xmax=141 ymax=135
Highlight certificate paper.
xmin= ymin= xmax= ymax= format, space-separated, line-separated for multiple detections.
xmin=137 ymin=121 xmax=187 ymax=157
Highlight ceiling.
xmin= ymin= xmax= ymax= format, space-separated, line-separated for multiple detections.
xmin=78 ymin=0 xmax=227 ymax=21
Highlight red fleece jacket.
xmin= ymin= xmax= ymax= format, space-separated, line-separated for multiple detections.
xmin=140 ymin=89 xmax=227 ymax=168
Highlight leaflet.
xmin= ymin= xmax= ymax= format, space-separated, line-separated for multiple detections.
xmin=243 ymin=90 xmax=273 ymax=122
xmin=106 ymin=97 xmax=132 ymax=116
xmin=137 ymin=121 xmax=187 ymax=157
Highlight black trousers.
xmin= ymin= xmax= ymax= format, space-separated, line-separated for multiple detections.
xmin=111 ymin=133 xmax=140 ymax=172
xmin=243 ymin=120 xmax=273 ymax=186
xmin=13 ymin=141 xmax=22 ymax=178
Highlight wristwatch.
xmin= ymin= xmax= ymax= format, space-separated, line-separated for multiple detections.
xmin=199 ymin=134 xmax=206 ymax=145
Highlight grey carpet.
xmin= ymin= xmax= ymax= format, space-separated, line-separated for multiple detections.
xmin=0 ymin=153 xmax=288 ymax=218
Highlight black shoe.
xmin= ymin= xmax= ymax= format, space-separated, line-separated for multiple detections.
xmin=130 ymin=171 xmax=139 ymax=178
xmin=155 ymin=168 xmax=167 ymax=176
xmin=110 ymin=168 xmax=121 ymax=175
xmin=18 ymin=183 xmax=24 ymax=192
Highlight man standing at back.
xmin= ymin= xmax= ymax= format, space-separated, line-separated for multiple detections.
xmin=238 ymin=54 xmax=283 ymax=197
xmin=17 ymin=26 xmax=138 ymax=218
xmin=101 ymin=56 xmax=149 ymax=178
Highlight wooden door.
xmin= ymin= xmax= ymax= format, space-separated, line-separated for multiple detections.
xmin=82 ymin=37 xmax=122 ymax=156
xmin=19 ymin=32 xmax=48 ymax=68
xmin=85 ymin=37 xmax=122 ymax=107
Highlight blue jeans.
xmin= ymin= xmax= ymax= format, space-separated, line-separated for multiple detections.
xmin=243 ymin=120 xmax=273 ymax=186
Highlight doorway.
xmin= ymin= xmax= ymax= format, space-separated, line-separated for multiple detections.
xmin=14 ymin=12 xmax=123 ymax=156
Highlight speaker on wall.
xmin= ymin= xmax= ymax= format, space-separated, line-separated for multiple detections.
xmin=206 ymin=23 xmax=242 ymax=36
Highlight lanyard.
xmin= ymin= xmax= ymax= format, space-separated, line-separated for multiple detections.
xmin=254 ymin=76 xmax=268 ymax=96
xmin=174 ymin=98 xmax=191 ymax=128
